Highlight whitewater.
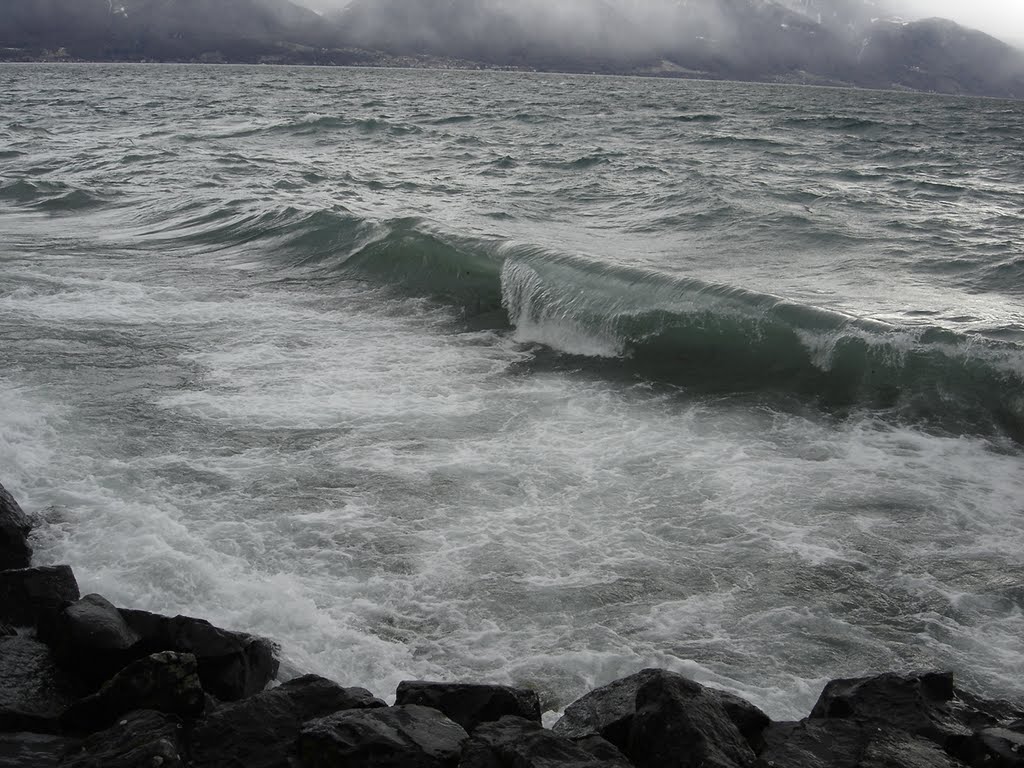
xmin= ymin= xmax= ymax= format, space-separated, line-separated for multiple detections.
xmin=1 ymin=63 xmax=1023 ymax=721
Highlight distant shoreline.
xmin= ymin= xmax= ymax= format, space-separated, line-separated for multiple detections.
xmin=3 ymin=55 xmax=1019 ymax=102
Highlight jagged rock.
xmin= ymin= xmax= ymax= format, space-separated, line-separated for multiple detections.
xmin=809 ymin=671 xmax=1024 ymax=766
xmin=296 ymin=704 xmax=467 ymax=768
xmin=973 ymin=727 xmax=1024 ymax=767
xmin=714 ymin=689 xmax=773 ymax=753
xmin=810 ymin=671 xmax=960 ymax=732
xmin=50 ymin=594 xmax=139 ymax=690
xmin=0 ymin=732 xmax=79 ymax=768
xmin=395 ymin=680 xmax=541 ymax=733
xmin=0 ymin=636 xmax=75 ymax=734
xmin=755 ymin=719 xmax=966 ymax=768
xmin=120 ymin=609 xmax=278 ymax=701
xmin=60 ymin=709 xmax=184 ymax=768
xmin=553 ymin=669 xmax=770 ymax=758
xmin=189 ymin=673 xmax=386 ymax=768
xmin=572 ymin=734 xmax=634 ymax=765
xmin=0 ymin=482 xmax=32 ymax=570
xmin=461 ymin=716 xmax=632 ymax=767
xmin=61 ymin=652 xmax=204 ymax=733
xmin=0 ymin=566 xmax=79 ymax=629
xmin=0 ymin=623 xmax=14 ymax=637
xmin=628 ymin=671 xmax=756 ymax=768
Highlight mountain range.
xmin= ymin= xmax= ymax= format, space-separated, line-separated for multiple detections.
xmin=2 ymin=0 xmax=1023 ymax=98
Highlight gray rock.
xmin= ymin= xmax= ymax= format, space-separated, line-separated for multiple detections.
xmin=755 ymin=719 xmax=965 ymax=768
xmin=809 ymin=670 xmax=1024 ymax=766
xmin=974 ymin=726 xmax=1024 ymax=767
xmin=553 ymin=669 xmax=769 ymax=757
xmin=0 ymin=482 xmax=32 ymax=570
xmin=60 ymin=709 xmax=184 ymax=768
xmin=627 ymin=671 xmax=755 ymax=768
xmin=52 ymin=594 xmax=143 ymax=690
xmin=571 ymin=734 xmax=633 ymax=765
xmin=395 ymin=680 xmax=541 ymax=733
xmin=0 ymin=636 xmax=75 ymax=733
xmin=553 ymin=669 xmax=661 ymax=746
xmin=62 ymin=595 xmax=140 ymax=652
xmin=189 ymin=673 xmax=385 ymax=768
xmin=0 ymin=566 xmax=79 ymax=628
xmin=120 ymin=609 xmax=278 ymax=701
xmin=461 ymin=716 xmax=632 ymax=767
xmin=0 ymin=732 xmax=79 ymax=768
xmin=62 ymin=652 xmax=204 ymax=733
xmin=296 ymin=704 xmax=467 ymax=768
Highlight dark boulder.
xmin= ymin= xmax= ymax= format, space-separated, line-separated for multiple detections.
xmin=120 ymin=609 xmax=278 ymax=701
xmin=60 ymin=709 xmax=185 ymax=768
xmin=60 ymin=595 xmax=140 ymax=652
xmin=0 ymin=636 xmax=75 ymax=734
xmin=62 ymin=651 xmax=204 ymax=733
xmin=461 ymin=716 xmax=633 ymax=767
xmin=51 ymin=594 xmax=140 ymax=690
xmin=809 ymin=670 xmax=1024 ymax=766
xmin=552 ymin=669 xmax=660 ymax=746
xmin=627 ymin=671 xmax=756 ymax=768
xmin=553 ymin=669 xmax=769 ymax=757
xmin=0 ymin=566 xmax=79 ymax=628
xmin=296 ymin=704 xmax=468 ymax=768
xmin=0 ymin=482 xmax=32 ymax=570
xmin=0 ymin=732 xmax=79 ymax=768
xmin=0 ymin=623 xmax=14 ymax=637
xmin=756 ymin=719 xmax=965 ymax=768
xmin=395 ymin=680 xmax=541 ymax=733
xmin=572 ymin=734 xmax=634 ymax=765
xmin=972 ymin=726 xmax=1024 ymax=767
xmin=810 ymin=670 xmax=960 ymax=733
xmin=189 ymin=673 xmax=385 ymax=768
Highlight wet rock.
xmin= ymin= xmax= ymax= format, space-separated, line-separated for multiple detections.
xmin=0 ymin=482 xmax=32 ymax=570
xmin=0 ymin=636 xmax=75 ymax=734
xmin=60 ymin=709 xmax=184 ymax=768
xmin=395 ymin=680 xmax=541 ymax=733
xmin=51 ymin=594 xmax=139 ymax=690
xmin=628 ymin=671 xmax=756 ymax=768
xmin=120 ymin=609 xmax=278 ymax=701
xmin=61 ymin=595 xmax=140 ymax=652
xmin=552 ymin=669 xmax=659 ymax=746
xmin=809 ymin=670 xmax=1024 ymax=766
xmin=189 ymin=673 xmax=385 ymax=768
xmin=571 ymin=734 xmax=634 ymax=765
xmin=553 ymin=669 xmax=769 ymax=757
xmin=461 ymin=716 xmax=632 ymax=767
xmin=0 ymin=566 xmax=79 ymax=628
xmin=973 ymin=726 xmax=1024 ymax=767
xmin=296 ymin=704 xmax=467 ymax=768
xmin=810 ymin=671 xmax=960 ymax=736
xmin=756 ymin=719 xmax=965 ymax=768
xmin=62 ymin=652 xmax=204 ymax=733
xmin=0 ymin=732 xmax=79 ymax=768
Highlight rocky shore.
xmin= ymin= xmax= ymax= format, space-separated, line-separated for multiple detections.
xmin=2 ymin=479 xmax=1023 ymax=767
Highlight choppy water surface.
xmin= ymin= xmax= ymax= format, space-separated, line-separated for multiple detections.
xmin=1 ymin=63 xmax=1023 ymax=718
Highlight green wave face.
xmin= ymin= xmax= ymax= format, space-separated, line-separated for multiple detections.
xmin=208 ymin=208 xmax=1023 ymax=441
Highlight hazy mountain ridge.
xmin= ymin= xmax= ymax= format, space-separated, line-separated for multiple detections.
xmin=2 ymin=0 xmax=1023 ymax=97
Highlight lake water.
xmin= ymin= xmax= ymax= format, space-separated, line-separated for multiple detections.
xmin=1 ymin=63 xmax=1023 ymax=719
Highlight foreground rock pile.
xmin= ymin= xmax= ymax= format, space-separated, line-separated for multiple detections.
xmin=3 ymin=480 xmax=1023 ymax=767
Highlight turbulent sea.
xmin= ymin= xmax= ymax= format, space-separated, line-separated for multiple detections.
xmin=2 ymin=63 xmax=1023 ymax=719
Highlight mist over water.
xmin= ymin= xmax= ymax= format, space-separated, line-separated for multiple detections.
xmin=1 ymin=63 xmax=1023 ymax=720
